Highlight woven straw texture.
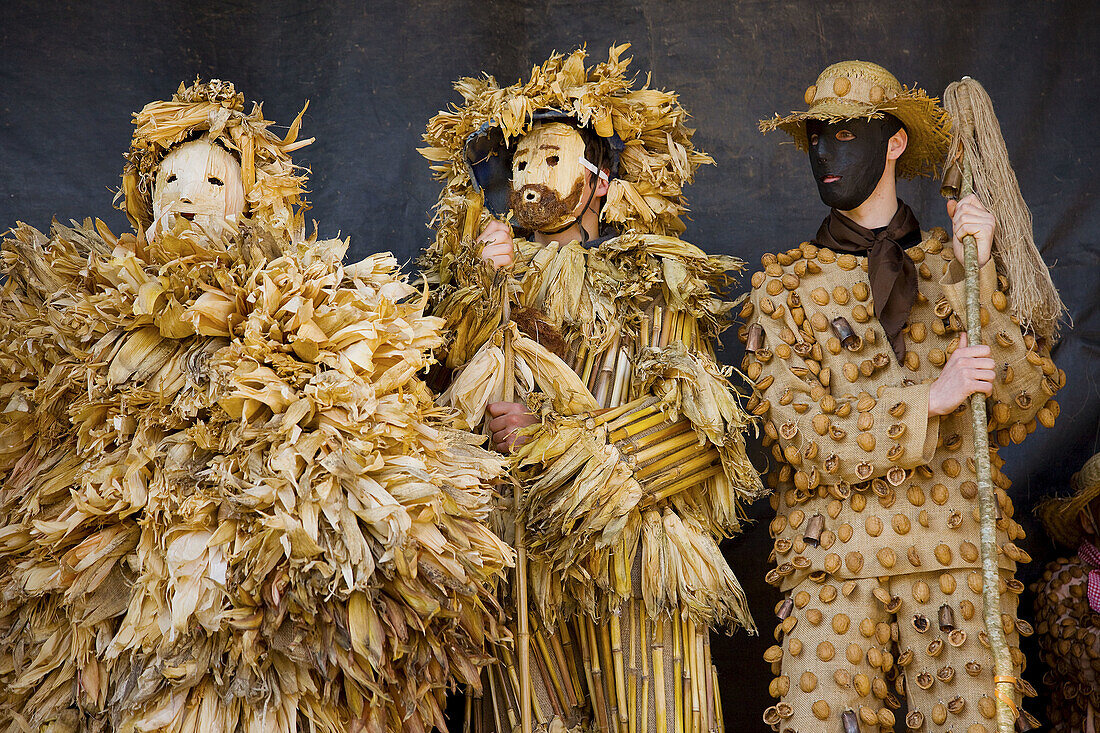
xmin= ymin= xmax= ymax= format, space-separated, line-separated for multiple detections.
xmin=759 ymin=60 xmax=951 ymax=180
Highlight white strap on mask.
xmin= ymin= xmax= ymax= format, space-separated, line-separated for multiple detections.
xmin=578 ymin=155 xmax=609 ymax=182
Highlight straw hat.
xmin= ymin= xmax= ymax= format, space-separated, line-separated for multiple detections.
xmin=759 ymin=60 xmax=951 ymax=180
xmin=1038 ymin=451 xmax=1100 ymax=549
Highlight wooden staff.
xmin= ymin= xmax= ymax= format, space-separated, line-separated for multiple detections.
xmin=502 ymin=259 xmax=532 ymax=733
xmin=941 ymin=77 xmax=1015 ymax=733
xmin=468 ymin=183 xmax=533 ymax=733
xmin=463 ymin=190 xmax=488 ymax=733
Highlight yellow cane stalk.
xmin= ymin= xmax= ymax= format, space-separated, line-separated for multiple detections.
xmin=651 ymin=619 xmax=666 ymax=733
xmin=673 ymin=617 xmax=683 ymax=733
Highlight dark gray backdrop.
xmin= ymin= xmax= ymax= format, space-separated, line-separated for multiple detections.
xmin=3 ymin=1 xmax=1098 ymax=729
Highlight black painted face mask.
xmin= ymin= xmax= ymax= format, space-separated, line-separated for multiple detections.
xmin=806 ymin=116 xmax=901 ymax=211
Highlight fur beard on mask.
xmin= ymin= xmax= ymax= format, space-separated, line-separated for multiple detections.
xmin=509 ymin=177 xmax=584 ymax=233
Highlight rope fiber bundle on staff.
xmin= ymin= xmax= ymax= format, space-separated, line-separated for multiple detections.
xmin=942 ymin=74 xmax=1065 ymax=733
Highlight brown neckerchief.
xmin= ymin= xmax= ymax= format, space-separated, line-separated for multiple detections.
xmin=815 ymin=200 xmax=922 ymax=362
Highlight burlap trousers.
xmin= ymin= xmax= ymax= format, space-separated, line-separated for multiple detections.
xmin=764 ymin=570 xmax=1033 ymax=732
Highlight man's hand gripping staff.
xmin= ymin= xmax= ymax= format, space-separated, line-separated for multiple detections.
xmin=477 ymin=217 xmax=540 ymax=453
xmin=928 ymin=194 xmax=997 ymax=416
xmin=943 ymin=76 xmax=1054 ymax=733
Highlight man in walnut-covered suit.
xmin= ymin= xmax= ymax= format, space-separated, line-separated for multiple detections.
xmin=746 ymin=61 xmax=1063 ymax=732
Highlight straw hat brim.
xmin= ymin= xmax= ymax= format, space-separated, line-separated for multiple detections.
xmin=759 ymin=89 xmax=951 ymax=180
xmin=1037 ymin=451 xmax=1100 ymax=548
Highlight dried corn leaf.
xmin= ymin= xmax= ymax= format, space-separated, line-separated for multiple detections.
xmin=0 ymin=189 xmax=511 ymax=732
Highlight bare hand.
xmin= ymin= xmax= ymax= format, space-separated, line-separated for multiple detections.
xmin=947 ymin=194 xmax=995 ymax=267
xmin=486 ymin=401 xmax=537 ymax=453
xmin=477 ymin=220 xmax=514 ymax=269
xmin=928 ymin=333 xmax=996 ymax=416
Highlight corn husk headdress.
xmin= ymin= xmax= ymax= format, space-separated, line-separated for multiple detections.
xmin=118 ymin=78 xmax=314 ymax=242
xmin=1038 ymin=451 xmax=1100 ymax=549
xmin=759 ymin=60 xmax=951 ymax=180
xmin=419 ymin=43 xmax=714 ymax=275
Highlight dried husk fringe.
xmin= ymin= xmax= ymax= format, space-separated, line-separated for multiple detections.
xmin=433 ymin=231 xmax=742 ymax=371
xmin=511 ymin=349 xmax=759 ymax=629
xmin=0 ymin=217 xmax=513 ymax=733
xmin=118 ymin=79 xmax=314 ymax=244
xmin=435 ymin=226 xmax=763 ymax=632
xmin=418 ymin=44 xmax=715 ymax=294
xmin=431 ymin=235 xmax=761 ymax=733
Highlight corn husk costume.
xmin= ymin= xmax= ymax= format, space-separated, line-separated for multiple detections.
xmin=419 ymin=45 xmax=765 ymax=733
xmin=750 ymin=61 xmax=1060 ymax=732
xmin=0 ymin=80 xmax=513 ymax=733
xmin=1032 ymin=452 xmax=1100 ymax=732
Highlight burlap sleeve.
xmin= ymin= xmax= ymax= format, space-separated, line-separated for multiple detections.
xmin=749 ymin=284 xmax=940 ymax=486
xmin=938 ymin=257 xmax=1062 ymax=429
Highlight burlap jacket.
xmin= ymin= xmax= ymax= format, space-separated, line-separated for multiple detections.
xmin=741 ymin=229 xmax=1063 ymax=592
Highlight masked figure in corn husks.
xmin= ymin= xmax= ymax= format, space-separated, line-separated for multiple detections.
xmin=0 ymin=79 xmax=513 ymax=733
xmin=419 ymin=45 xmax=765 ymax=733
xmin=1032 ymin=451 xmax=1100 ymax=732
xmin=748 ymin=61 xmax=1065 ymax=732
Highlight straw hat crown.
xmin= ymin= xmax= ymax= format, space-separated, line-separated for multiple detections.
xmin=1038 ymin=451 xmax=1100 ymax=549
xmin=1076 ymin=453 xmax=1100 ymax=496
xmin=760 ymin=59 xmax=951 ymax=180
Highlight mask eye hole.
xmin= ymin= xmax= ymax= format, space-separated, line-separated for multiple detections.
xmin=835 ymin=129 xmax=855 ymax=142
xmin=546 ymin=156 xmax=559 ymax=167
xmin=166 ymin=173 xmax=177 ymax=183
xmin=516 ymin=161 xmax=527 ymax=172
xmin=208 ymin=176 xmax=224 ymax=186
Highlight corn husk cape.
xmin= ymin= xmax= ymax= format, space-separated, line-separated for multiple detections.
xmin=420 ymin=46 xmax=765 ymax=630
xmin=431 ymin=236 xmax=766 ymax=733
xmin=0 ymin=83 xmax=512 ymax=733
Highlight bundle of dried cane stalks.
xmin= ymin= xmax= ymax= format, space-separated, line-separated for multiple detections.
xmin=438 ymin=230 xmax=762 ymax=629
xmin=0 ymin=217 xmax=512 ymax=733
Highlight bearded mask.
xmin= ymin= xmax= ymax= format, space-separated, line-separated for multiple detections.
xmin=152 ymin=137 xmax=246 ymax=240
xmin=806 ymin=117 xmax=900 ymax=211
xmin=508 ymin=122 xmax=590 ymax=232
